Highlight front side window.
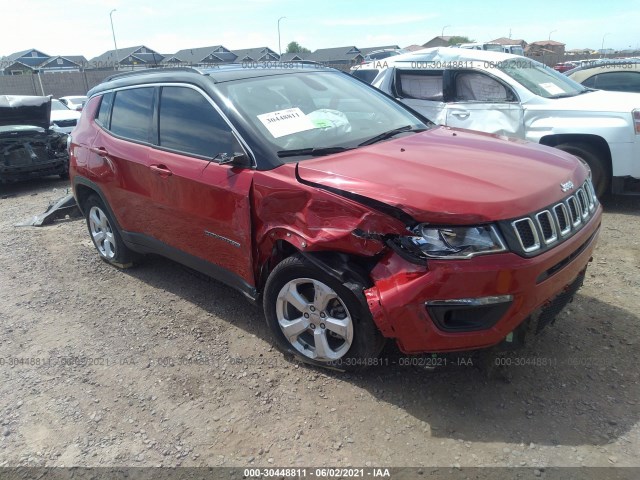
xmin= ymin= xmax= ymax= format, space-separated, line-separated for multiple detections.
xmin=452 ymin=71 xmax=513 ymax=102
xmin=158 ymin=86 xmax=238 ymax=158
xmin=110 ymin=87 xmax=154 ymax=142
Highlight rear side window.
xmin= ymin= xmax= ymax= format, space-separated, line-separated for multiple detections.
xmin=110 ymin=87 xmax=154 ymax=142
xmin=396 ymin=71 xmax=444 ymax=100
xmin=96 ymin=92 xmax=113 ymax=127
xmin=158 ymin=86 xmax=238 ymax=158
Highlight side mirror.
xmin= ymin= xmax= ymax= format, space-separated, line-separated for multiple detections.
xmin=216 ymin=152 xmax=252 ymax=168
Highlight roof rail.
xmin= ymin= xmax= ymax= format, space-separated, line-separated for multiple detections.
xmin=102 ymin=66 xmax=205 ymax=83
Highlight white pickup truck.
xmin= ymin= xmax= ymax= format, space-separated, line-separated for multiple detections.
xmin=354 ymin=48 xmax=640 ymax=196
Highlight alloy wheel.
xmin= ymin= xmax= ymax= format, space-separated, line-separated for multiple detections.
xmin=275 ymin=278 xmax=353 ymax=361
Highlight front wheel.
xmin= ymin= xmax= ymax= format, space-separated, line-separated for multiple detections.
xmin=555 ymin=143 xmax=609 ymax=198
xmin=263 ymin=254 xmax=385 ymax=371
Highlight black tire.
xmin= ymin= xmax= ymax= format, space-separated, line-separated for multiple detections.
xmin=83 ymin=194 xmax=137 ymax=268
xmin=263 ymin=254 xmax=385 ymax=371
xmin=555 ymin=143 xmax=609 ymax=198
xmin=59 ymin=162 xmax=69 ymax=180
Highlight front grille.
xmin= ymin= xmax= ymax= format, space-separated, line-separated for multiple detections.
xmin=536 ymin=210 xmax=557 ymax=244
xmin=501 ymin=179 xmax=598 ymax=257
xmin=513 ymin=218 xmax=539 ymax=251
xmin=553 ymin=203 xmax=570 ymax=235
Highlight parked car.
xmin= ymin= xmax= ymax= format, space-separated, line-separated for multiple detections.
xmin=350 ymin=63 xmax=383 ymax=84
xmin=0 ymin=95 xmax=70 ymax=182
xmin=69 ymin=65 xmax=601 ymax=370
xmin=59 ymin=95 xmax=88 ymax=111
xmin=552 ymin=61 xmax=579 ymax=73
xmin=363 ymin=47 xmax=640 ymax=196
xmin=457 ymin=43 xmax=504 ymax=52
xmin=363 ymin=48 xmax=406 ymax=62
xmin=501 ymin=45 xmax=525 ymax=56
xmin=50 ymin=99 xmax=81 ymax=133
xmin=567 ymin=60 xmax=640 ymax=93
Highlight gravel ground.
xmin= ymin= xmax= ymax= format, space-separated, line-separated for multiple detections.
xmin=0 ymin=177 xmax=639 ymax=470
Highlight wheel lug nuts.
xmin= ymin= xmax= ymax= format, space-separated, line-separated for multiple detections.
xmin=310 ymin=324 xmax=316 ymax=329
xmin=320 ymin=313 xmax=325 ymax=318
xmin=320 ymin=323 xmax=326 ymax=329
xmin=310 ymin=306 xmax=315 ymax=312
xmin=303 ymin=313 xmax=309 ymax=318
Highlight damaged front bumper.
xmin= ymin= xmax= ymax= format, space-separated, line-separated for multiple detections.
xmin=364 ymin=207 xmax=602 ymax=354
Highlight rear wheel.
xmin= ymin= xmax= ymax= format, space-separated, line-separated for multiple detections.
xmin=263 ymin=254 xmax=385 ymax=371
xmin=555 ymin=143 xmax=609 ymax=197
xmin=84 ymin=194 xmax=137 ymax=268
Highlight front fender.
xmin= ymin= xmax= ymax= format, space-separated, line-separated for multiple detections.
xmin=251 ymin=166 xmax=408 ymax=278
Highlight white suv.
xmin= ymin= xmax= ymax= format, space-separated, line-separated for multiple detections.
xmin=362 ymin=47 xmax=640 ymax=196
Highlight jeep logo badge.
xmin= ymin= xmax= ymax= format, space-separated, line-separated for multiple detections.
xmin=560 ymin=181 xmax=574 ymax=192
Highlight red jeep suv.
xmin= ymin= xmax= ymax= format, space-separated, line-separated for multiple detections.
xmin=69 ymin=65 xmax=601 ymax=370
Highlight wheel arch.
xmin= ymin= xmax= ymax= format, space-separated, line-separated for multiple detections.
xmin=539 ymin=133 xmax=613 ymax=177
xmin=257 ymin=239 xmax=377 ymax=295
xmin=73 ymin=176 xmax=123 ymax=232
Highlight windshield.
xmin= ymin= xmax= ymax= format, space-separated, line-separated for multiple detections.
xmin=351 ymin=69 xmax=380 ymax=84
xmin=484 ymin=44 xmax=504 ymax=52
xmin=497 ymin=59 xmax=587 ymax=98
xmin=218 ymin=71 xmax=428 ymax=157
xmin=50 ymin=100 xmax=70 ymax=111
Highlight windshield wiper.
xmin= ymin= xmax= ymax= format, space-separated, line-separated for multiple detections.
xmin=277 ymin=146 xmax=354 ymax=158
xmin=358 ymin=125 xmax=426 ymax=147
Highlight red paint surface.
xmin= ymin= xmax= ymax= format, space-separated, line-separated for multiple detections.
xmin=71 ymin=94 xmax=601 ymax=354
xmin=366 ymin=210 xmax=601 ymax=353
xmin=297 ymin=127 xmax=588 ymax=223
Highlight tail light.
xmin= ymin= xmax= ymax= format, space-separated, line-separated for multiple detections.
xmin=633 ymin=109 xmax=640 ymax=134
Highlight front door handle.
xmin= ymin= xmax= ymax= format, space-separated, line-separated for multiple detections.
xmin=451 ymin=110 xmax=471 ymax=119
xmin=150 ymin=164 xmax=173 ymax=177
xmin=89 ymin=146 xmax=108 ymax=157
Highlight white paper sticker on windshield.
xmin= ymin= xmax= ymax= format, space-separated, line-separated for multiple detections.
xmin=257 ymin=108 xmax=315 ymax=138
xmin=539 ymin=82 xmax=565 ymax=95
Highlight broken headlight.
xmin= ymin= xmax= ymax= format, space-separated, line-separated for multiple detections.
xmin=390 ymin=224 xmax=507 ymax=262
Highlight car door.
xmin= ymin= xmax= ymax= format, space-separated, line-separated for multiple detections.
xmin=389 ymin=68 xmax=448 ymax=124
xmin=147 ymin=85 xmax=255 ymax=285
xmin=444 ymin=69 xmax=525 ymax=138
xmin=89 ymin=87 xmax=158 ymax=234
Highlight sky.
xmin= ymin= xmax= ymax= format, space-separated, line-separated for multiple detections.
xmin=1 ymin=0 xmax=639 ymax=60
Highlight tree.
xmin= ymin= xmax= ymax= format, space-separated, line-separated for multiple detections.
xmin=447 ymin=36 xmax=475 ymax=45
xmin=286 ymin=41 xmax=311 ymax=54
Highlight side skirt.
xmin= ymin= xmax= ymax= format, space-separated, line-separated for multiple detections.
xmin=121 ymin=231 xmax=259 ymax=303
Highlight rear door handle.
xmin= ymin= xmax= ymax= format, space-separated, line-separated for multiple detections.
xmin=451 ymin=110 xmax=471 ymax=119
xmin=89 ymin=146 xmax=108 ymax=157
xmin=149 ymin=164 xmax=173 ymax=177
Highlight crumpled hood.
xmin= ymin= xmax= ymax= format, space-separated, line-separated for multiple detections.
xmin=0 ymin=95 xmax=52 ymax=131
xmin=296 ymin=126 xmax=588 ymax=224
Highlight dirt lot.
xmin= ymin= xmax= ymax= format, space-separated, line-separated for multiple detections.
xmin=0 ymin=177 xmax=639 ymax=470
